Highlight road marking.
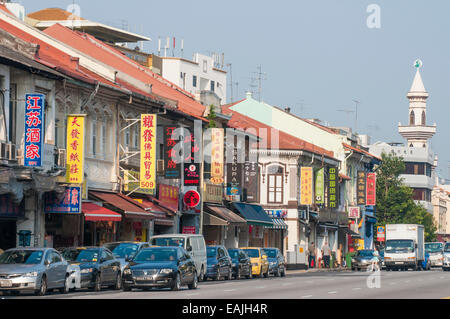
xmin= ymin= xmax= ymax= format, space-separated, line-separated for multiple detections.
xmin=282 ymin=283 xmax=293 ymax=286
xmin=352 ymin=288 xmax=362 ymax=291
xmin=256 ymin=286 xmax=265 ymax=289
xmin=405 ymin=280 xmax=411 ymax=283
xmin=186 ymin=293 xmax=200 ymax=296
xmin=328 ymin=291 xmax=337 ymax=294
xmin=224 ymin=289 xmax=236 ymax=292
xmin=301 ymin=295 xmax=313 ymax=298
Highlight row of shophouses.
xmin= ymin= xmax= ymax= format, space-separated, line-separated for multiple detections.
xmin=0 ymin=5 xmax=381 ymax=268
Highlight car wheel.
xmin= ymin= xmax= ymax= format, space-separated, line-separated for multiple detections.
xmin=171 ymin=272 xmax=181 ymax=291
xmin=227 ymin=268 xmax=233 ymax=280
xmin=188 ymin=272 xmax=198 ymax=290
xmin=235 ymin=268 xmax=241 ymax=280
xmin=281 ymin=267 xmax=286 ymax=277
xmin=198 ymin=267 xmax=205 ymax=282
xmin=275 ymin=267 xmax=281 ymax=277
xmin=35 ymin=275 xmax=47 ymax=296
xmin=214 ymin=269 xmax=221 ymax=281
xmin=263 ymin=268 xmax=269 ymax=278
xmin=123 ymin=284 xmax=132 ymax=292
xmin=59 ymin=274 xmax=70 ymax=294
xmin=94 ymin=273 xmax=102 ymax=292
xmin=113 ymin=273 xmax=122 ymax=290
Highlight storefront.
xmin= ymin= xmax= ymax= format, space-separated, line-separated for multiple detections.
xmin=265 ymin=217 xmax=288 ymax=251
xmin=0 ymin=195 xmax=24 ymax=250
xmin=81 ymin=201 xmax=122 ymax=246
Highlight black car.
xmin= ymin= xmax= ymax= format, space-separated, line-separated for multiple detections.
xmin=205 ymin=245 xmax=233 ymax=281
xmin=61 ymin=247 xmax=122 ymax=291
xmin=122 ymin=246 xmax=198 ymax=291
xmin=263 ymin=248 xmax=286 ymax=277
xmin=227 ymin=248 xmax=252 ymax=279
xmin=103 ymin=242 xmax=151 ymax=272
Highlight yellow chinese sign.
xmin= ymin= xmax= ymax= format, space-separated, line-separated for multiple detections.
xmin=140 ymin=114 xmax=157 ymax=190
xmin=66 ymin=115 xmax=85 ymax=184
xmin=300 ymin=167 xmax=313 ymax=205
xmin=211 ymin=128 xmax=224 ymax=184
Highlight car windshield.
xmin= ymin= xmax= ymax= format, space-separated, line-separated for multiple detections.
xmin=151 ymin=237 xmax=185 ymax=248
xmin=444 ymin=244 xmax=450 ymax=252
xmin=134 ymin=248 xmax=177 ymax=262
xmin=264 ymin=249 xmax=277 ymax=258
xmin=70 ymin=250 xmax=99 ymax=263
xmin=243 ymin=249 xmax=260 ymax=258
xmin=358 ymin=250 xmax=375 ymax=257
xmin=425 ymin=243 xmax=443 ymax=253
xmin=0 ymin=250 xmax=44 ymax=265
xmin=385 ymin=240 xmax=414 ymax=253
xmin=104 ymin=243 xmax=139 ymax=259
xmin=228 ymin=250 xmax=239 ymax=259
xmin=207 ymin=247 xmax=217 ymax=258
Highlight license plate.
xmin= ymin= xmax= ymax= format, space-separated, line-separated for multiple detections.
xmin=136 ymin=276 xmax=154 ymax=281
xmin=395 ymin=262 xmax=404 ymax=265
xmin=0 ymin=280 xmax=12 ymax=287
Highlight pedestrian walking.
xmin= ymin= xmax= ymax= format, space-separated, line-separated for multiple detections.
xmin=336 ymin=244 xmax=343 ymax=268
xmin=308 ymin=242 xmax=316 ymax=268
xmin=322 ymin=241 xmax=331 ymax=268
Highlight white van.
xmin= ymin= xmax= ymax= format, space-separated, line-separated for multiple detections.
xmin=149 ymin=234 xmax=207 ymax=281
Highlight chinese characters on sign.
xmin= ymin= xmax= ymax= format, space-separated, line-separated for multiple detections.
xmin=226 ymin=147 xmax=242 ymax=195
xmin=24 ymin=94 xmax=45 ymax=167
xmin=44 ymin=187 xmax=81 ymax=214
xmin=328 ymin=167 xmax=338 ymax=208
xmin=159 ymin=184 xmax=179 ymax=211
xmin=164 ymin=126 xmax=181 ymax=179
xmin=66 ymin=115 xmax=85 ymax=184
xmin=315 ymin=168 xmax=325 ymax=204
xmin=140 ymin=114 xmax=157 ymax=190
xmin=366 ymin=173 xmax=377 ymax=206
xmin=348 ymin=206 xmax=360 ymax=219
xmin=357 ymin=171 xmax=367 ymax=206
xmin=210 ymin=128 xmax=224 ymax=184
xmin=183 ymin=132 xmax=200 ymax=186
xmin=300 ymin=167 xmax=313 ymax=206
xmin=182 ymin=226 xmax=196 ymax=234
xmin=183 ymin=190 xmax=200 ymax=209
xmin=243 ymin=161 xmax=258 ymax=202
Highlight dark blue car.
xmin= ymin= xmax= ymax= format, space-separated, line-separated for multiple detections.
xmin=263 ymin=248 xmax=286 ymax=277
xmin=227 ymin=249 xmax=252 ymax=279
xmin=205 ymin=246 xmax=232 ymax=281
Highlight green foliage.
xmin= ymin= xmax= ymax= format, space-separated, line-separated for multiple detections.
xmin=374 ymin=152 xmax=437 ymax=242
xmin=207 ymin=105 xmax=217 ymax=128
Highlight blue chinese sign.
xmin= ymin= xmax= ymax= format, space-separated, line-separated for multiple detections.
xmin=44 ymin=187 xmax=81 ymax=214
xmin=24 ymin=94 xmax=45 ymax=167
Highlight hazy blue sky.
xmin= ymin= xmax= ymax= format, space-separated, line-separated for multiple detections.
xmin=17 ymin=0 xmax=450 ymax=178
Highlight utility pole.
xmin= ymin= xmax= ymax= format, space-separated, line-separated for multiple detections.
xmin=252 ymin=65 xmax=267 ymax=102
xmin=227 ymin=63 xmax=233 ymax=104
xmin=353 ymin=99 xmax=360 ymax=133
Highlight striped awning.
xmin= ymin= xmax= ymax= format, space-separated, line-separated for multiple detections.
xmin=268 ymin=218 xmax=288 ymax=230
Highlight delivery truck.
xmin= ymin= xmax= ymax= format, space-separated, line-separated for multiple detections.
xmin=384 ymin=224 xmax=425 ymax=271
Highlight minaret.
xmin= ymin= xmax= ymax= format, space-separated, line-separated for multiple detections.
xmin=398 ymin=60 xmax=436 ymax=148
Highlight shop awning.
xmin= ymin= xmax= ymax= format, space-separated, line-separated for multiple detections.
xmin=365 ymin=215 xmax=377 ymax=224
xmin=309 ymin=211 xmax=319 ymax=221
xmin=205 ymin=204 xmax=247 ymax=224
xmin=318 ymin=222 xmax=339 ymax=230
xmin=89 ymin=191 xmax=157 ymax=220
xmin=231 ymin=203 xmax=273 ymax=227
xmin=203 ymin=212 xmax=229 ymax=226
xmin=154 ymin=218 xmax=175 ymax=227
xmin=82 ymin=202 xmax=122 ymax=222
xmin=268 ymin=218 xmax=288 ymax=230
xmin=340 ymin=226 xmax=362 ymax=238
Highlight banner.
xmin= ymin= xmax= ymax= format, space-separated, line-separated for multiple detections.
xmin=124 ymin=170 xmax=155 ymax=195
xmin=300 ymin=167 xmax=313 ymax=206
xmin=44 ymin=186 xmax=81 ymax=214
xmin=315 ymin=168 xmax=325 ymax=204
xmin=327 ymin=167 xmax=338 ymax=208
xmin=159 ymin=184 xmax=179 ymax=211
xmin=66 ymin=115 xmax=85 ymax=184
xmin=183 ymin=131 xmax=200 ymax=186
xmin=226 ymin=147 xmax=242 ymax=195
xmin=243 ymin=161 xmax=258 ymax=202
xmin=164 ymin=126 xmax=181 ymax=179
xmin=24 ymin=94 xmax=45 ymax=167
xmin=210 ymin=128 xmax=224 ymax=183
xmin=140 ymin=114 xmax=157 ymax=190
xmin=366 ymin=173 xmax=377 ymax=206
xmin=348 ymin=206 xmax=360 ymax=219
xmin=357 ymin=171 xmax=367 ymax=206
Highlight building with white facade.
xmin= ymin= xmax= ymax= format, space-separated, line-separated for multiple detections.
xmin=369 ymin=64 xmax=437 ymax=213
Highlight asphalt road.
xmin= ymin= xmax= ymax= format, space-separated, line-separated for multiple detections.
xmin=4 ymin=268 xmax=450 ymax=299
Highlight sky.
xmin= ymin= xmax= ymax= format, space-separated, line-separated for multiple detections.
xmin=16 ymin=0 xmax=450 ymax=179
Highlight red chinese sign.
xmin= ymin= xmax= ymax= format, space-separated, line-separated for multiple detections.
xmin=24 ymin=94 xmax=45 ymax=167
xmin=183 ymin=190 xmax=200 ymax=209
xmin=182 ymin=226 xmax=196 ymax=234
xmin=366 ymin=173 xmax=376 ymax=206
xmin=159 ymin=184 xmax=179 ymax=211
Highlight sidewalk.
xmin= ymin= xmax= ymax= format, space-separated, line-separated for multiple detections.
xmin=286 ymin=267 xmax=352 ymax=275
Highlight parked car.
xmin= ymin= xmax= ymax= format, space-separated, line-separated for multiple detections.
xmin=241 ymin=247 xmax=269 ymax=278
xmin=442 ymin=242 xmax=450 ymax=271
xmin=0 ymin=248 xmax=70 ymax=296
xmin=227 ymin=248 xmax=252 ymax=279
xmin=205 ymin=246 xmax=233 ymax=281
xmin=150 ymin=234 xmax=206 ymax=281
xmin=61 ymin=247 xmax=122 ymax=291
xmin=425 ymin=242 xmax=444 ymax=268
xmin=351 ymin=249 xmax=380 ymax=271
xmin=122 ymin=246 xmax=198 ymax=291
xmin=263 ymin=248 xmax=286 ymax=277
xmin=103 ymin=242 xmax=151 ymax=272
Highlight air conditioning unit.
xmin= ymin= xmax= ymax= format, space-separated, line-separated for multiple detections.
xmin=0 ymin=142 xmax=17 ymax=161
xmin=157 ymin=159 xmax=164 ymax=175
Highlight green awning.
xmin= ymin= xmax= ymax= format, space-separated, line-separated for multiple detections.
xmin=231 ymin=203 xmax=273 ymax=227
xmin=268 ymin=218 xmax=288 ymax=230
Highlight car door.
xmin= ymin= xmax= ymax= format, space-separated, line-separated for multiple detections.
xmin=105 ymin=249 xmax=120 ymax=281
xmin=100 ymin=249 xmax=113 ymax=284
xmin=217 ymin=247 xmax=226 ymax=276
xmin=52 ymin=250 xmax=67 ymax=288
xmin=45 ymin=250 xmax=60 ymax=289
xmin=240 ymin=251 xmax=250 ymax=274
xmin=178 ymin=249 xmax=189 ymax=284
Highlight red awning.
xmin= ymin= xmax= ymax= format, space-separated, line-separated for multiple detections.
xmin=82 ymin=202 xmax=122 ymax=222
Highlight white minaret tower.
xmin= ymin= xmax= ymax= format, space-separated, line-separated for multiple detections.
xmin=398 ymin=59 xmax=436 ymax=148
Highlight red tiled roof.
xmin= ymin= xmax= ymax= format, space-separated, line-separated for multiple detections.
xmin=27 ymin=8 xmax=85 ymax=21
xmin=43 ymin=24 xmax=206 ymax=119
xmin=0 ymin=4 xmax=13 ymax=16
xmin=343 ymin=143 xmax=381 ymax=161
xmin=222 ymin=106 xmax=335 ymax=159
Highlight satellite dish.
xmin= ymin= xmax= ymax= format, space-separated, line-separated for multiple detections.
xmin=414 ymin=59 xmax=423 ymax=69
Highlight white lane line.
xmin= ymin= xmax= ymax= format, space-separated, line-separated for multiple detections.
xmin=352 ymin=288 xmax=362 ymax=291
xmin=405 ymin=280 xmax=411 ymax=283
xmin=256 ymin=286 xmax=265 ymax=289
xmin=389 ymin=282 xmax=397 ymax=285
xmin=224 ymin=289 xmax=236 ymax=292
xmin=186 ymin=293 xmax=200 ymax=296
xmin=302 ymin=295 xmax=313 ymax=298
xmin=328 ymin=291 xmax=338 ymax=294
xmin=282 ymin=283 xmax=293 ymax=286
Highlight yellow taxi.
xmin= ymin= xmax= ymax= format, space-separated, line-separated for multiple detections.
xmin=240 ymin=247 xmax=269 ymax=278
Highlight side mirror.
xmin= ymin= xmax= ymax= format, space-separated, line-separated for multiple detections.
xmin=187 ymin=246 xmax=192 ymax=252
xmin=44 ymin=260 xmax=50 ymax=266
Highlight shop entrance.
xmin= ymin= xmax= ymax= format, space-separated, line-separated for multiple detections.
xmin=0 ymin=220 xmax=16 ymax=251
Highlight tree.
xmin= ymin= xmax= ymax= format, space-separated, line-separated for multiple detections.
xmin=374 ymin=152 xmax=437 ymax=242
xmin=206 ymin=105 xmax=217 ymax=128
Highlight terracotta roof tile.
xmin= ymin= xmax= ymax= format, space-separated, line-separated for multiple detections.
xmin=27 ymin=8 xmax=85 ymax=21
xmin=343 ymin=143 xmax=381 ymax=161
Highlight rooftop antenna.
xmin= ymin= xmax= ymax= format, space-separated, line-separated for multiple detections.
xmin=252 ymin=65 xmax=267 ymax=102
xmin=164 ymin=36 xmax=169 ymax=57
xmin=227 ymin=63 xmax=233 ymax=103
xmin=337 ymin=108 xmax=355 ymax=128
xmin=158 ymin=37 xmax=161 ymax=56
xmin=352 ymin=99 xmax=361 ymax=132
xmin=296 ymin=100 xmax=310 ymax=116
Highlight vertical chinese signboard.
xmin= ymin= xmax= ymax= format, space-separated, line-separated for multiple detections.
xmin=66 ymin=115 xmax=85 ymax=184
xmin=44 ymin=186 xmax=81 ymax=214
xmin=357 ymin=171 xmax=367 ymax=206
xmin=348 ymin=206 xmax=360 ymax=219
xmin=243 ymin=161 xmax=258 ymax=202
xmin=24 ymin=94 xmax=45 ymax=167
xmin=315 ymin=168 xmax=325 ymax=204
xmin=300 ymin=167 xmax=313 ymax=206
xmin=328 ymin=167 xmax=338 ymax=208
xmin=226 ymin=147 xmax=242 ymax=196
xmin=183 ymin=131 xmax=200 ymax=186
xmin=366 ymin=173 xmax=377 ymax=206
xmin=159 ymin=184 xmax=179 ymax=211
xmin=140 ymin=114 xmax=157 ymax=190
xmin=164 ymin=126 xmax=181 ymax=179
xmin=210 ymin=128 xmax=224 ymax=184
